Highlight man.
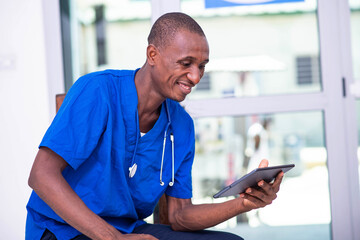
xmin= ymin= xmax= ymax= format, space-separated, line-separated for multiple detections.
xmin=26 ymin=12 xmax=283 ymax=240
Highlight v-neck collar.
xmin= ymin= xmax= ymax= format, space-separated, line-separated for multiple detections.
xmin=121 ymin=69 xmax=168 ymax=145
xmin=139 ymin=102 xmax=167 ymax=144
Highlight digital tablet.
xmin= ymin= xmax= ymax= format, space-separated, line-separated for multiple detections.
xmin=213 ymin=164 xmax=295 ymax=198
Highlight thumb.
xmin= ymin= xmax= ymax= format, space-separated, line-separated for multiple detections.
xmin=258 ymin=159 xmax=269 ymax=168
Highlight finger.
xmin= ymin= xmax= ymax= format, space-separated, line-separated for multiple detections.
xmin=257 ymin=181 xmax=278 ymax=202
xmin=257 ymin=180 xmax=272 ymax=193
xmin=240 ymin=192 xmax=267 ymax=209
xmin=245 ymin=187 xmax=274 ymax=205
xmin=272 ymin=171 xmax=284 ymax=192
xmin=258 ymin=159 xmax=269 ymax=168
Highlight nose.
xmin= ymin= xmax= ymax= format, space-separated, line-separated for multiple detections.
xmin=187 ymin=66 xmax=202 ymax=85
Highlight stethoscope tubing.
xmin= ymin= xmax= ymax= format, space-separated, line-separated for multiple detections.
xmin=160 ymin=100 xmax=174 ymax=187
xmin=129 ymin=99 xmax=175 ymax=187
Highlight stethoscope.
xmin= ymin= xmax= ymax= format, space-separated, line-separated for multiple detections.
xmin=128 ymin=99 xmax=175 ymax=187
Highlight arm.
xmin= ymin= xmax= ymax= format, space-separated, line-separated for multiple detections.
xmin=28 ymin=147 xmax=157 ymax=240
xmin=166 ymin=159 xmax=284 ymax=231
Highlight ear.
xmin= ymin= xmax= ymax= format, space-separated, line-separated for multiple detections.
xmin=146 ymin=44 xmax=159 ymax=66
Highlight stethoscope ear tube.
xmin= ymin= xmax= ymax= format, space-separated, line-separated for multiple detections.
xmin=159 ymin=100 xmax=175 ymax=187
xmin=169 ymin=133 xmax=174 ymax=186
xmin=129 ymin=163 xmax=137 ymax=178
xmin=159 ymin=131 xmax=175 ymax=187
xmin=159 ymin=136 xmax=167 ymax=186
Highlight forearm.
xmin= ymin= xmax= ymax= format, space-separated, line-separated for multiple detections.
xmin=169 ymin=198 xmax=248 ymax=231
xmin=31 ymin=175 xmax=120 ymax=239
xmin=28 ymin=149 xmax=122 ymax=240
xmin=169 ymin=160 xmax=284 ymax=231
xmin=168 ymin=160 xmax=283 ymax=232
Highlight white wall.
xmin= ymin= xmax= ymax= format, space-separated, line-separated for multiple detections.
xmin=0 ymin=0 xmax=63 ymax=238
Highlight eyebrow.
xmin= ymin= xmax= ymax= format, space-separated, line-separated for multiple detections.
xmin=178 ymin=56 xmax=209 ymax=64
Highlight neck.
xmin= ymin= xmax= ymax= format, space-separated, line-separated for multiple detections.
xmin=135 ymin=65 xmax=165 ymax=115
xmin=135 ymin=65 xmax=165 ymax=132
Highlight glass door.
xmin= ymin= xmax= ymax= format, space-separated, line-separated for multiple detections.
xmin=180 ymin=1 xmax=331 ymax=239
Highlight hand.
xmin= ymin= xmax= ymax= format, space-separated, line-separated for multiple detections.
xmin=119 ymin=233 xmax=158 ymax=240
xmin=239 ymin=159 xmax=284 ymax=211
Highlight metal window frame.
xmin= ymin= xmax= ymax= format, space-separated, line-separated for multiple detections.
xmin=42 ymin=0 xmax=65 ymax=119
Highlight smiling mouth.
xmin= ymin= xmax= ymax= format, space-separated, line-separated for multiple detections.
xmin=177 ymin=82 xmax=192 ymax=94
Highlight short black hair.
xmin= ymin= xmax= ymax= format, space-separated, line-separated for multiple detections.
xmin=147 ymin=12 xmax=206 ymax=49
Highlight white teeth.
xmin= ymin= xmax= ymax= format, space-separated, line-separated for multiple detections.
xmin=179 ymin=83 xmax=190 ymax=90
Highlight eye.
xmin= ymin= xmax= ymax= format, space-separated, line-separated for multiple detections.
xmin=180 ymin=61 xmax=191 ymax=67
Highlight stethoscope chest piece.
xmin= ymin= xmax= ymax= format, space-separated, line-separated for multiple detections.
xmin=129 ymin=163 xmax=137 ymax=178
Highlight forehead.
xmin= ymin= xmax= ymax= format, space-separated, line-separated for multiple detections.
xmin=162 ymin=30 xmax=209 ymax=61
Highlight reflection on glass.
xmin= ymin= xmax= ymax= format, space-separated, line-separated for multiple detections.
xmin=181 ymin=0 xmax=321 ymax=99
xmin=73 ymin=0 xmax=151 ymax=78
xmin=192 ymin=111 xmax=331 ymax=239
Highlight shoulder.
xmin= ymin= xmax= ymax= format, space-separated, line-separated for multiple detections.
xmin=68 ymin=69 xmax=138 ymax=98
xmin=168 ymin=100 xmax=192 ymax=120
xmin=168 ymin=100 xmax=194 ymax=133
xmin=73 ymin=69 xmax=136 ymax=87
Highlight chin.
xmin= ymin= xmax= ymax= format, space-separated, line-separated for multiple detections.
xmin=177 ymin=94 xmax=188 ymax=102
xmin=169 ymin=95 xmax=186 ymax=103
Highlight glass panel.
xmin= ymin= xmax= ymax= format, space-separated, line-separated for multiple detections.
xmin=192 ymin=111 xmax=331 ymax=239
xmin=350 ymin=0 xmax=360 ymax=81
xmin=350 ymin=1 xmax=360 ymax=183
xmin=72 ymin=0 xmax=151 ymax=80
xmin=357 ymin=100 xmax=360 ymax=184
xmin=181 ymin=0 xmax=321 ymax=99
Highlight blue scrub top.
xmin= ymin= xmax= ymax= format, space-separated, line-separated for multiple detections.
xmin=26 ymin=69 xmax=195 ymax=240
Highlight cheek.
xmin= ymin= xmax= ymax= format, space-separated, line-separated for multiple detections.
xmin=200 ymin=70 xmax=205 ymax=79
